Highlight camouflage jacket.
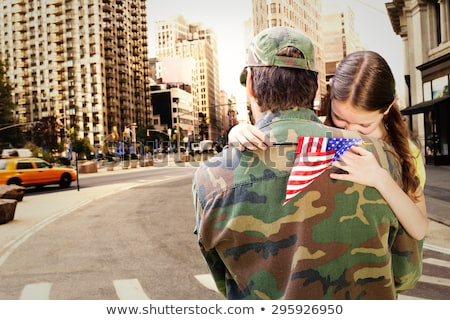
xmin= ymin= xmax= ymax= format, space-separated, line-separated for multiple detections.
xmin=193 ymin=109 xmax=423 ymax=300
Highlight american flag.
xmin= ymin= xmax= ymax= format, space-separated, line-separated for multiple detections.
xmin=284 ymin=136 xmax=362 ymax=205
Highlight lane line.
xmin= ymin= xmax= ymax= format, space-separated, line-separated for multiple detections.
xmin=113 ymin=279 xmax=150 ymax=300
xmin=424 ymin=257 xmax=450 ymax=268
xmin=20 ymin=282 xmax=52 ymax=300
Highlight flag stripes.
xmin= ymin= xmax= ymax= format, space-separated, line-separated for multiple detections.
xmin=284 ymin=136 xmax=361 ymax=205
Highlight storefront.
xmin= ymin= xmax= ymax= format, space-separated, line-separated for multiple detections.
xmin=401 ymin=96 xmax=450 ymax=165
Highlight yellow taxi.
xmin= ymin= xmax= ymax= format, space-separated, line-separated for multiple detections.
xmin=0 ymin=157 xmax=76 ymax=188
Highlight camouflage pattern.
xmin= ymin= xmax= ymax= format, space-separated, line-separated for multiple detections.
xmin=240 ymin=27 xmax=316 ymax=85
xmin=193 ymin=108 xmax=423 ymax=300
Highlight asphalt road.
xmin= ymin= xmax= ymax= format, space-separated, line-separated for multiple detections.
xmin=0 ymin=168 xmax=222 ymax=300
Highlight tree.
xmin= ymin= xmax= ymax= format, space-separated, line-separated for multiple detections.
xmin=68 ymin=128 xmax=92 ymax=160
xmin=30 ymin=116 xmax=59 ymax=152
xmin=0 ymin=59 xmax=25 ymax=148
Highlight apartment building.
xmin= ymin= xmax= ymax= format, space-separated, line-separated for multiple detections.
xmin=0 ymin=0 xmax=152 ymax=147
xmin=321 ymin=2 xmax=362 ymax=80
xmin=251 ymin=0 xmax=325 ymax=110
xmin=387 ymin=0 xmax=450 ymax=165
xmin=154 ymin=16 xmax=220 ymax=141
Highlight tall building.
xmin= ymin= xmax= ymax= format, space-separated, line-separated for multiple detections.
xmin=321 ymin=2 xmax=362 ymax=80
xmin=251 ymin=0 xmax=325 ymax=110
xmin=154 ymin=16 xmax=220 ymax=141
xmin=0 ymin=0 xmax=152 ymax=148
xmin=387 ymin=0 xmax=450 ymax=165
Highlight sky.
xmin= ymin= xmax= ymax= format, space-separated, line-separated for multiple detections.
xmin=146 ymin=0 xmax=405 ymax=113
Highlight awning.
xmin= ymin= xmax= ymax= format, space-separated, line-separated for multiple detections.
xmin=401 ymin=96 xmax=450 ymax=115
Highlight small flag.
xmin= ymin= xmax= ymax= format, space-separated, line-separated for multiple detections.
xmin=284 ymin=136 xmax=362 ymax=205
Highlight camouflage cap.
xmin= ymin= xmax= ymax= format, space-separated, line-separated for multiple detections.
xmin=240 ymin=26 xmax=316 ymax=85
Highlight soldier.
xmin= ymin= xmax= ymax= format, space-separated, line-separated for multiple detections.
xmin=192 ymin=26 xmax=422 ymax=299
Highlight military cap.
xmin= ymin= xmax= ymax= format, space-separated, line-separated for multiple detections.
xmin=240 ymin=26 xmax=316 ymax=85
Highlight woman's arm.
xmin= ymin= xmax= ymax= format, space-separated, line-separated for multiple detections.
xmin=228 ymin=124 xmax=270 ymax=151
xmin=330 ymin=145 xmax=428 ymax=240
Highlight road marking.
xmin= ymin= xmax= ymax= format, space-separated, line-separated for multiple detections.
xmin=113 ymin=279 xmax=150 ymax=300
xmin=419 ymin=275 xmax=450 ymax=287
xmin=424 ymin=257 xmax=450 ymax=268
xmin=424 ymin=243 xmax=450 ymax=255
xmin=20 ymin=282 xmax=52 ymax=300
xmin=195 ymin=274 xmax=219 ymax=293
xmin=0 ymin=199 xmax=91 ymax=268
xmin=398 ymin=294 xmax=427 ymax=300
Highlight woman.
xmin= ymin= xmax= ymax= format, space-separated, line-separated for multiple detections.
xmin=229 ymin=50 xmax=428 ymax=240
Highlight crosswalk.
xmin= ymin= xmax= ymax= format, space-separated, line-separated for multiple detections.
xmin=16 ymin=254 xmax=449 ymax=300
xmin=15 ymin=259 xmax=450 ymax=300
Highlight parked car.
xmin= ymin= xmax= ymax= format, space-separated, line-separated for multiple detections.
xmin=0 ymin=157 xmax=76 ymax=188
xmin=190 ymin=140 xmax=214 ymax=156
xmin=1 ymin=148 xmax=32 ymax=158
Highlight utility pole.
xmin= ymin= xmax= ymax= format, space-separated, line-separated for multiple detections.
xmin=172 ymin=97 xmax=180 ymax=161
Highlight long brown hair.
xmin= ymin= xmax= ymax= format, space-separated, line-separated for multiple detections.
xmin=324 ymin=51 xmax=421 ymax=200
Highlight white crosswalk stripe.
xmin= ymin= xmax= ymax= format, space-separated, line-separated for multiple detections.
xmin=113 ymin=278 xmax=151 ymax=300
xmin=418 ymin=275 xmax=450 ymax=287
xmin=424 ymin=257 xmax=450 ymax=269
xmin=194 ymin=274 xmax=219 ymax=293
xmin=20 ymin=282 xmax=52 ymax=300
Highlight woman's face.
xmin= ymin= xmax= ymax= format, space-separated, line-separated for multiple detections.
xmin=331 ymin=99 xmax=386 ymax=138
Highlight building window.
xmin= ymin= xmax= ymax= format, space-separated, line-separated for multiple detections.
xmin=431 ymin=75 xmax=449 ymax=99
xmin=423 ymin=81 xmax=432 ymax=101
xmin=270 ymin=3 xmax=277 ymax=13
xmin=429 ymin=0 xmax=443 ymax=47
xmin=434 ymin=1 xmax=441 ymax=45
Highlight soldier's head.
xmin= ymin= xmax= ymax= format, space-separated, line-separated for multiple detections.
xmin=240 ymin=26 xmax=318 ymax=115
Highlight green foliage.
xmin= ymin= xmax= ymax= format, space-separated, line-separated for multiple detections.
xmin=0 ymin=59 xmax=26 ymax=148
xmin=56 ymin=157 xmax=71 ymax=166
xmin=30 ymin=116 xmax=59 ymax=152
xmin=0 ymin=59 xmax=14 ymax=124
xmin=69 ymin=128 xmax=93 ymax=159
xmin=23 ymin=142 xmax=40 ymax=157
xmin=105 ymin=153 xmax=114 ymax=162
xmin=41 ymin=150 xmax=55 ymax=163
xmin=71 ymin=137 xmax=92 ymax=159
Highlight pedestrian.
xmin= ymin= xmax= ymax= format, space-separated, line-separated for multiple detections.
xmin=192 ymin=27 xmax=422 ymax=299
xmin=229 ymin=50 xmax=428 ymax=241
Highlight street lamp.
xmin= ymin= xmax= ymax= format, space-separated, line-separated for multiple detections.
xmin=130 ymin=122 xmax=137 ymax=154
xmin=172 ymin=97 xmax=180 ymax=160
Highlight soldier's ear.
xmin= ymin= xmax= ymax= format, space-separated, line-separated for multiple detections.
xmin=246 ymin=68 xmax=255 ymax=98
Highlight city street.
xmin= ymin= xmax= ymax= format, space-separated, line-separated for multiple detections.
xmin=0 ymin=159 xmax=449 ymax=300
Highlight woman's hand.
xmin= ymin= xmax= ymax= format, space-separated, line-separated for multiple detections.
xmin=228 ymin=124 xmax=271 ymax=151
xmin=329 ymin=145 xmax=386 ymax=188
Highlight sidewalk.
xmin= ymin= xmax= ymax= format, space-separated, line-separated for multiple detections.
xmin=422 ymin=165 xmax=450 ymax=251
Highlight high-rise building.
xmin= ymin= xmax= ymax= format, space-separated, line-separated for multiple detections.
xmin=154 ymin=16 xmax=220 ymax=141
xmin=321 ymin=2 xmax=362 ymax=80
xmin=251 ymin=0 xmax=325 ymax=110
xmin=0 ymin=0 xmax=152 ymax=148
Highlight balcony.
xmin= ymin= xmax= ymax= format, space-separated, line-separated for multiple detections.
xmin=103 ymin=4 xmax=112 ymax=13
